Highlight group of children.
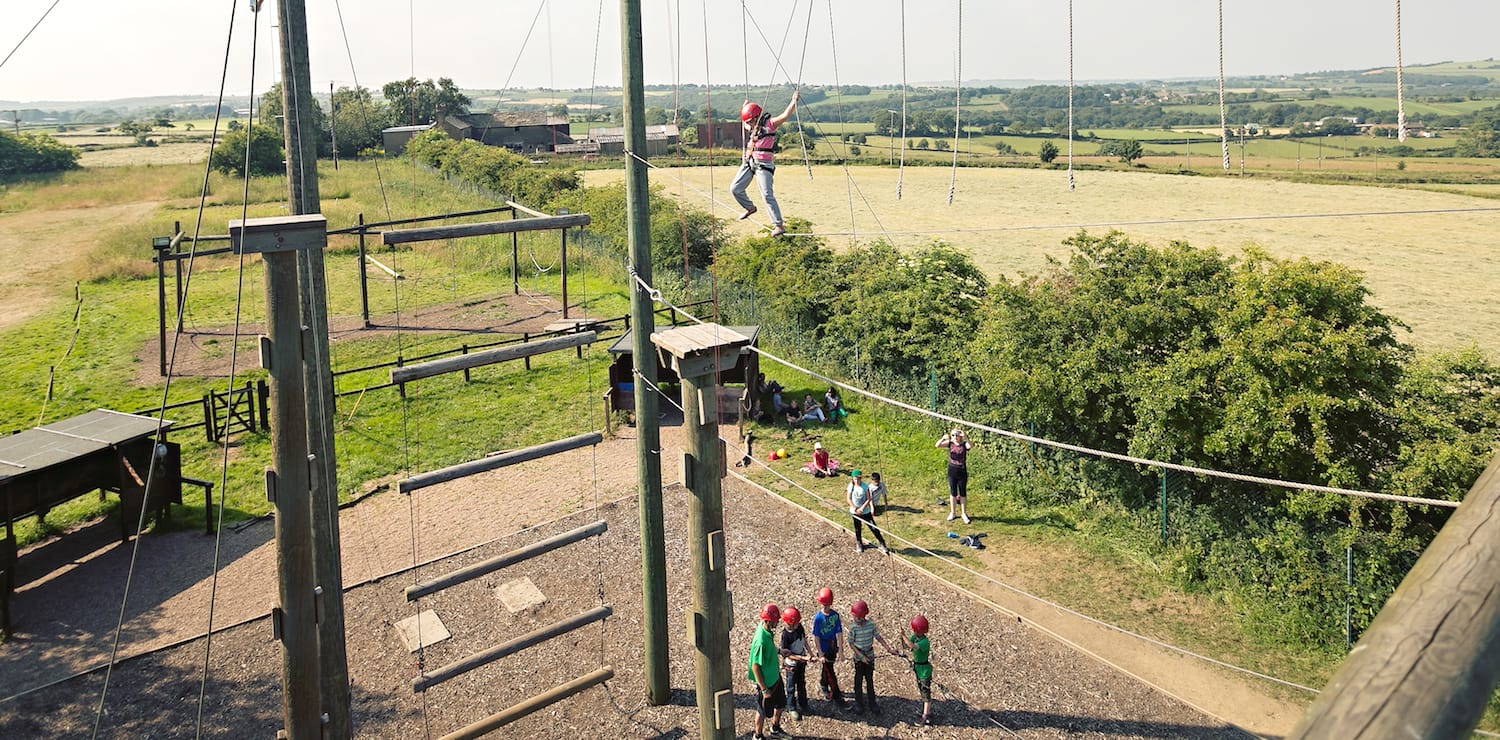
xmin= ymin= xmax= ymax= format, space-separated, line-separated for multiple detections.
xmin=748 ymin=587 xmax=935 ymax=739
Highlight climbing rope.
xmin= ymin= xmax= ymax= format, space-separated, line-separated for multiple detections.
xmin=896 ymin=0 xmax=908 ymax=200
xmin=1217 ymin=0 xmax=1230 ymax=171
xmin=947 ymin=0 xmax=963 ymax=205
xmin=1067 ymin=0 xmax=1076 ymax=191
xmin=1394 ymin=0 xmax=1407 ymax=142
xmin=825 ymin=0 xmax=858 ymax=246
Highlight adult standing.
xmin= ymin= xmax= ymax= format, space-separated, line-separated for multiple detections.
xmin=731 ymin=91 xmax=801 ymax=237
xmin=936 ymin=429 xmax=973 ymax=524
xmin=847 ymin=470 xmax=890 ymax=555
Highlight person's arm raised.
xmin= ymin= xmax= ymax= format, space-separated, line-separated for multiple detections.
xmin=770 ymin=90 xmax=801 ymax=128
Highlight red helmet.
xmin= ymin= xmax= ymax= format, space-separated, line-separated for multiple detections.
xmin=760 ymin=603 xmax=781 ymax=622
xmin=850 ymin=600 xmax=869 ymax=618
xmin=816 ymin=587 xmax=834 ymax=606
xmin=910 ymin=615 xmax=929 ymax=635
xmin=781 ymin=606 xmax=801 ymax=625
xmin=741 ymin=101 xmax=764 ymax=122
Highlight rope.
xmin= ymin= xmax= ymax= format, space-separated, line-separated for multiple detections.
xmin=1067 ymin=0 xmax=1076 ymax=192
xmin=1217 ymin=0 xmax=1230 ymax=171
xmin=947 ymin=0 xmax=962 ymax=206
xmin=778 ymin=204 xmax=1500 ymax=239
xmin=824 ymin=0 xmax=858 ymax=246
xmin=896 ymin=0 xmax=908 ymax=200
xmin=1394 ymin=0 xmax=1407 ymax=143
xmin=627 ymin=274 xmax=1460 ymax=510
xmin=793 ymin=0 xmax=816 ymax=180
xmin=0 ymin=0 xmax=62 ymax=72
xmin=332 ymin=0 xmax=393 ymax=219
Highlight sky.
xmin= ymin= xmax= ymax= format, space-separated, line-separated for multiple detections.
xmin=2 ymin=0 xmax=1498 ymax=104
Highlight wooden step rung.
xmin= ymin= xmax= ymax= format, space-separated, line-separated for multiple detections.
xmin=399 ymin=432 xmax=602 ymax=494
xmin=382 ymin=213 xmax=592 ymax=246
xmin=436 ymin=666 xmax=614 ymax=740
xmin=406 ymin=521 xmax=608 ymax=601
xmin=414 ymin=605 xmax=612 ymax=692
xmin=391 ymin=332 xmax=597 ymax=384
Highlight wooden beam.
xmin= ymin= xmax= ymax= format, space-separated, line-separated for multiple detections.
xmin=391 ymin=332 xmax=596 ymax=384
xmin=406 ymin=521 xmax=607 ymax=600
xmin=436 ymin=667 xmax=613 ymax=740
xmin=1290 ymin=455 xmax=1500 ymax=739
xmin=382 ymin=213 xmax=591 ymax=246
xmin=399 ymin=432 xmax=602 ymax=494
xmin=504 ymin=200 xmax=551 ymax=219
xmin=413 ymin=606 xmax=611 ymax=692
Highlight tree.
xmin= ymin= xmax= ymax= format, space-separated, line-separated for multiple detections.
xmin=209 ymin=125 xmax=284 ymax=176
xmin=0 ymin=130 xmax=80 ymax=175
xmin=1099 ymin=139 xmax=1143 ymax=164
xmin=259 ymin=82 xmax=330 ymax=156
xmin=329 ymin=85 xmax=388 ymax=157
xmin=993 ymin=141 xmax=1015 ymax=156
xmin=1456 ymin=107 xmax=1500 ymax=157
xmin=381 ymin=77 xmax=470 ymax=126
xmin=1039 ymin=140 xmax=1059 ymax=163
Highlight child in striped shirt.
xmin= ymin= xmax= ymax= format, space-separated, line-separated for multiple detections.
xmin=845 ymin=599 xmax=902 ymax=715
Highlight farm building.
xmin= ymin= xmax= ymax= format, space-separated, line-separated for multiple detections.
xmin=380 ymin=123 xmax=435 ymax=156
xmin=563 ymin=124 xmax=679 ymax=157
xmin=696 ymin=121 xmax=746 ymax=150
xmin=436 ymin=111 xmax=573 ymax=153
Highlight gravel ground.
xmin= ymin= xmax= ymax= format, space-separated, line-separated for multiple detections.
xmin=1 ymin=475 xmax=1247 ymax=739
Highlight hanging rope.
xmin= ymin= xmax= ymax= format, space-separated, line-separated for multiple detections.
xmin=793 ymin=0 xmax=816 ymax=180
xmin=947 ymin=0 xmax=963 ymax=205
xmin=741 ymin=1 xmax=751 ymax=102
xmin=0 ymin=0 xmax=62 ymax=72
xmin=1394 ymin=0 xmax=1408 ymax=143
xmin=1217 ymin=0 xmax=1230 ymax=171
xmin=1067 ymin=0 xmax=1076 ymax=192
xmin=825 ymin=0 xmax=857 ymax=246
xmin=896 ymin=0 xmax=909 ymax=200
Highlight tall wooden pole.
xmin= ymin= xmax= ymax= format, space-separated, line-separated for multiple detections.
xmin=1290 ymin=455 xmax=1500 ymax=739
xmin=275 ymin=1 xmax=351 ymax=736
xmin=232 ymin=216 xmax=326 ymax=740
xmin=620 ymin=0 xmax=669 ymax=706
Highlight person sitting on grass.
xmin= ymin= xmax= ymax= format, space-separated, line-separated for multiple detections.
xmin=825 ymin=386 xmax=846 ymax=419
xmin=802 ymin=393 xmax=827 ymax=424
xmin=809 ymin=441 xmax=836 ymax=478
xmin=784 ymin=402 xmax=805 ymax=439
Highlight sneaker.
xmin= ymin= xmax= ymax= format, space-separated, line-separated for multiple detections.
xmin=770 ymin=224 xmax=786 ymax=237
xmin=787 ymin=709 xmax=801 ymax=721
xmin=962 ymin=515 xmax=971 ymax=524
xmin=855 ymin=543 xmax=867 ymax=553
xmin=768 ymin=726 xmax=789 ymax=738
xmin=879 ymin=546 xmax=890 ymax=555
xmin=946 ymin=513 xmax=956 ymax=521
xmin=921 ymin=714 xmax=933 ymax=725
xmin=739 ymin=206 xmax=757 ymax=220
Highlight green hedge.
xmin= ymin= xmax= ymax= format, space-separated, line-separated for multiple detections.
xmin=0 ymin=130 xmax=80 ymax=176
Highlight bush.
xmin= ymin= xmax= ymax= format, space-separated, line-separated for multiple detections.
xmin=0 ymin=130 xmax=81 ymax=176
xmin=209 ymin=126 xmax=285 ymax=177
xmin=405 ymin=130 xmax=580 ymax=206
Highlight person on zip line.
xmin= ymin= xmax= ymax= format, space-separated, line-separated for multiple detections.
xmin=732 ymin=90 xmax=801 ymax=237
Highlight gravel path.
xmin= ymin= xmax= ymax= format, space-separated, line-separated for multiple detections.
xmin=1 ymin=416 xmax=1285 ymax=738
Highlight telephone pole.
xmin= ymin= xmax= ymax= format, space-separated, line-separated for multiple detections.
xmin=620 ymin=0 xmax=670 ymax=706
xmin=274 ymin=0 xmax=351 ymax=735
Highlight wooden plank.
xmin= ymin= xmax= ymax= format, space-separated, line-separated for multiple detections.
xmin=504 ymin=200 xmax=551 ymax=219
xmin=382 ymin=213 xmax=591 ymax=246
xmin=436 ymin=667 xmax=613 ymax=740
xmin=399 ymin=432 xmax=602 ymax=494
xmin=1289 ymin=455 xmax=1500 ymax=739
xmin=406 ymin=521 xmax=608 ymax=601
xmin=391 ymin=332 xmax=596 ymax=384
xmin=413 ymin=605 xmax=611 ymax=692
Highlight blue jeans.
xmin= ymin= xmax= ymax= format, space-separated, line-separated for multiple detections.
xmin=730 ymin=160 xmax=782 ymax=226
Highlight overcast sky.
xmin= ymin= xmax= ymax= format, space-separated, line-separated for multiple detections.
xmin=3 ymin=0 xmax=1497 ymax=104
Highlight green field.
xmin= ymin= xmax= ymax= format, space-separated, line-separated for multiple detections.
xmin=589 ymin=164 xmax=1500 ymax=358
xmin=1164 ymin=96 xmax=1496 ymax=118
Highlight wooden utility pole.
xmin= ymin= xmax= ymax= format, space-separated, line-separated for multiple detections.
xmin=274 ymin=1 xmax=351 ymax=736
xmin=230 ymin=215 xmax=327 ymax=740
xmin=620 ymin=0 xmax=670 ymax=707
xmin=653 ymin=324 xmax=751 ymax=740
xmin=1290 ymin=456 xmax=1500 ymax=739
xmin=329 ymin=81 xmax=338 ymax=171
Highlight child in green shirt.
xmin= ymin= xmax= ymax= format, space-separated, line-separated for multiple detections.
xmin=900 ymin=614 xmax=935 ymax=724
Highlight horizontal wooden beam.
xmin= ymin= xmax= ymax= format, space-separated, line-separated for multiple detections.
xmin=437 ymin=666 xmax=614 ymax=740
xmin=382 ymin=213 xmax=591 ymax=245
xmin=1290 ymin=454 xmax=1500 ymax=739
xmin=504 ymin=200 xmax=551 ymax=219
xmin=406 ymin=520 xmax=608 ymax=601
xmin=391 ymin=332 xmax=596 ymax=384
xmin=413 ymin=605 xmax=612 ymax=692
xmin=399 ymin=432 xmax=602 ymax=494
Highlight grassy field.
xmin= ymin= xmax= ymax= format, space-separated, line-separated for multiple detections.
xmin=589 ymin=163 xmax=1500 ymax=357
xmin=1163 ymin=96 xmax=1496 ymax=117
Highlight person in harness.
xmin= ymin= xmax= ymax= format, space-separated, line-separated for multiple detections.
xmin=732 ymin=90 xmax=801 ymax=237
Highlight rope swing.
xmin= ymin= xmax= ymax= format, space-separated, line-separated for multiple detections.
xmin=1067 ymin=0 xmax=1076 ymax=191
xmin=1217 ymin=0 xmax=1230 ymax=171
xmin=1394 ymin=0 xmax=1408 ymax=142
xmin=947 ymin=0 xmax=963 ymax=206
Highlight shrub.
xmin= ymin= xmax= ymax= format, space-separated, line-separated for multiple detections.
xmin=0 ymin=130 xmax=81 ymax=176
xmin=209 ymin=125 xmax=285 ymax=177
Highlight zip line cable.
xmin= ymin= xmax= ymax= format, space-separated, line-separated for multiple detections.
xmin=0 ymin=0 xmax=62 ymax=72
xmin=93 ymin=1 xmax=252 ymax=735
xmin=626 ymin=271 xmax=1460 ymax=510
xmin=625 ymin=349 xmax=1320 ymax=709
